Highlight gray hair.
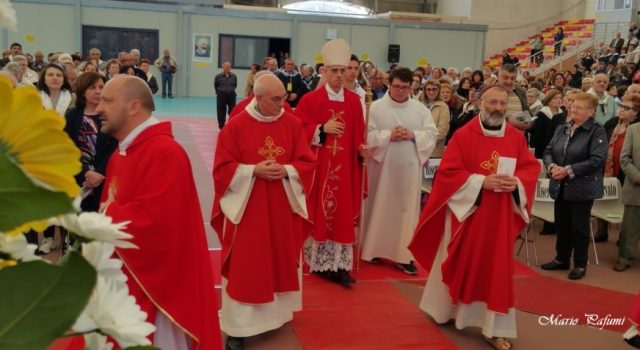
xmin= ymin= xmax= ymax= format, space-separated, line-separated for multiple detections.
xmin=89 ymin=48 xmax=101 ymax=55
xmin=130 ymin=49 xmax=140 ymax=55
xmin=527 ymin=88 xmax=542 ymax=99
xmin=12 ymin=55 xmax=27 ymax=63
xmin=4 ymin=62 xmax=22 ymax=81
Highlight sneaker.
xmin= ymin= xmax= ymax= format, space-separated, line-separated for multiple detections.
xmin=397 ymin=262 xmax=418 ymax=275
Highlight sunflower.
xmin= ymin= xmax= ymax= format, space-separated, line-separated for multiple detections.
xmin=0 ymin=75 xmax=81 ymax=235
xmin=0 ymin=75 xmax=81 ymax=196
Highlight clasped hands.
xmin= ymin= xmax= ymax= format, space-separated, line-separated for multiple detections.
xmin=549 ymin=165 xmax=569 ymax=180
xmin=483 ymin=174 xmax=518 ymax=192
xmin=254 ymin=160 xmax=287 ymax=181
xmin=390 ymin=125 xmax=414 ymax=142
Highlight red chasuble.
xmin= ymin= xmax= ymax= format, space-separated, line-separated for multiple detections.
xmin=408 ymin=116 xmax=539 ymax=314
xmin=210 ymin=111 xmax=316 ymax=304
xmin=102 ymin=122 xmax=221 ymax=350
xmin=229 ymin=96 xmax=293 ymax=119
xmin=294 ymin=88 xmax=365 ymax=244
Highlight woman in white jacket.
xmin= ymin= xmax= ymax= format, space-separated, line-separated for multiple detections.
xmin=38 ymin=63 xmax=73 ymax=116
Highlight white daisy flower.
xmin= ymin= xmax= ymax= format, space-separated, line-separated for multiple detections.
xmin=81 ymin=242 xmax=127 ymax=288
xmin=83 ymin=333 xmax=114 ymax=350
xmin=50 ymin=213 xmax=137 ymax=249
xmin=0 ymin=233 xmax=40 ymax=263
xmin=73 ymin=276 xmax=155 ymax=348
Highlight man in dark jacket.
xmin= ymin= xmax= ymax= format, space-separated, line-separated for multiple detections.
xmin=277 ymin=58 xmax=304 ymax=107
xmin=214 ymin=61 xmax=237 ymax=129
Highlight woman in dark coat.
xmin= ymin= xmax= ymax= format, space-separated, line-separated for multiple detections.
xmin=541 ymin=93 xmax=608 ymax=280
xmin=64 ymin=72 xmax=117 ymax=211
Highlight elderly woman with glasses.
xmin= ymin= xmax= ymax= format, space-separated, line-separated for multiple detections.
xmin=594 ymin=95 xmax=640 ymax=243
xmin=542 ymin=93 xmax=608 ymax=280
xmin=420 ymin=79 xmax=450 ymax=156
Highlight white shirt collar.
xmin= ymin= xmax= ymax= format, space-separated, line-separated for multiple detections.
xmin=325 ymin=84 xmax=344 ymax=102
xmin=478 ymin=115 xmax=506 ymax=137
xmin=245 ymin=98 xmax=283 ymax=123
xmin=119 ymin=117 xmax=160 ymax=155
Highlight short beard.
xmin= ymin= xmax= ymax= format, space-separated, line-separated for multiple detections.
xmin=480 ymin=110 xmax=505 ymax=127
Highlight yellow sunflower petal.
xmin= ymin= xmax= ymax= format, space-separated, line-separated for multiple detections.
xmin=0 ymin=77 xmax=81 ymax=198
xmin=4 ymin=219 xmax=50 ymax=237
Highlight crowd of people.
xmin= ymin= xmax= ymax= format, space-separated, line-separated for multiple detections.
xmin=3 ymin=32 xmax=640 ymax=350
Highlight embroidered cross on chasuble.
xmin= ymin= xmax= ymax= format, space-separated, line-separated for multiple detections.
xmin=480 ymin=151 xmax=500 ymax=174
xmin=258 ymin=136 xmax=286 ymax=161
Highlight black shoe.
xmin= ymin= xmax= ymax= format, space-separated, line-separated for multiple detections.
xmin=594 ymin=234 xmax=608 ymax=243
xmin=625 ymin=335 xmax=640 ymax=348
xmin=332 ymin=269 xmax=355 ymax=285
xmin=226 ymin=336 xmax=244 ymax=350
xmin=168 ymin=94 xmax=174 ymax=99
xmin=396 ymin=262 xmax=418 ymax=275
xmin=369 ymin=257 xmax=382 ymax=264
xmin=162 ymin=95 xmax=166 ymax=99
xmin=568 ymin=267 xmax=586 ymax=280
xmin=541 ymin=260 xmax=570 ymax=270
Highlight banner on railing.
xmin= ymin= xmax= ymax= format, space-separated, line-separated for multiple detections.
xmin=423 ymin=158 xmax=441 ymax=179
xmin=535 ymin=177 xmax=619 ymax=202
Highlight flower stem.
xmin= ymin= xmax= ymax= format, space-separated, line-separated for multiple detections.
xmin=61 ymin=330 xmax=97 ymax=337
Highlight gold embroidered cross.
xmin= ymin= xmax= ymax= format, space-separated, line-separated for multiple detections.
xmin=326 ymin=139 xmax=344 ymax=156
xmin=258 ymin=136 xmax=285 ymax=161
xmin=480 ymin=151 xmax=500 ymax=174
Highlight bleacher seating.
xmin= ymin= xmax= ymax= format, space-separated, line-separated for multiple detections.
xmin=484 ymin=19 xmax=595 ymax=69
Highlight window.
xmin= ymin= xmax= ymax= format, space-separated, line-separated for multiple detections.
xmin=82 ymin=25 xmax=159 ymax=61
xmin=218 ymin=34 xmax=291 ymax=69
xmin=597 ymin=0 xmax=632 ymax=11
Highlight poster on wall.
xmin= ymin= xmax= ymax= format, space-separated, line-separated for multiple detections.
xmin=193 ymin=33 xmax=212 ymax=61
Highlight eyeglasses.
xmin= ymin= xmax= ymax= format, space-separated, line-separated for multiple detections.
xmin=619 ymin=104 xmax=636 ymax=111
xmin=391 ymin=84 xmax=410 ymax=90
xmin=425 ymin=88 xmax=438 ymax=92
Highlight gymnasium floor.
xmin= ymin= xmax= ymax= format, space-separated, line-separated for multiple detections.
xmin=155 ymin=96 xmax=639 ymax=350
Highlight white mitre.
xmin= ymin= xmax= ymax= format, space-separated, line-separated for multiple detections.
xmin=321 ymin=39 xmax=351 ymax=67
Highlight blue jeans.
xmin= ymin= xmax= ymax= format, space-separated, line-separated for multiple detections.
xmin=161 ymin=72 xmax=173 ymax=97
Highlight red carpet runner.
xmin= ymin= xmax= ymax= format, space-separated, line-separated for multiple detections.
xmin=292 ymin=274 xmax=458 ymax=350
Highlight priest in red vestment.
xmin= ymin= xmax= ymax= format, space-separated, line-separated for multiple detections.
xmin=98 ymin=76 xmax=221 ymax=350
xmin=408 ymin=85 xmax=539 ymax=350
xmin=210 ymin=74 xmax=316 ymax=349
xmin=295 ymin=39 xmax=367 ymax=285
xmin=228 ymin=71 xmax=293 ymax=119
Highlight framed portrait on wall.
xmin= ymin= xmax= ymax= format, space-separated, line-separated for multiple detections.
xmin=193 ymin=33 xmax=212 ymax=61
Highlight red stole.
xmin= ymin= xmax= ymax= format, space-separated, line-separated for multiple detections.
xmin=102 ymin=122 xmax=221 ymax=350
xmin=408 ymin=116 xmax=539 ymax=314
xmin=210 ymin=111 xmax=316 ymax=303
xmin=295 ymin=88 xmax=365 ymax=244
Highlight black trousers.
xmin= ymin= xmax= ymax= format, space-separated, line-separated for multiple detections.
xmin=554 ymin=194 xmax=594 ymax=268
xmin=216 ymin=93 xmax=236 ymax=129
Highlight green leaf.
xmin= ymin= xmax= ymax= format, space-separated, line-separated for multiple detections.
xmin=124 ymin=346 xmax=161 ymax=350
xmin=0 ymin=252 xmax=96 ymax=350
xmin=0 ymin=155 xmax=75 ymax=232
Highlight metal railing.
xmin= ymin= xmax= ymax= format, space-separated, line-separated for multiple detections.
xmin=525 ymin=37 xmax=597 ymax=76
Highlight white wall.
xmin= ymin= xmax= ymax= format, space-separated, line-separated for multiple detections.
xmin=5 ymin=0 xmax=486 ymax=97
xmin=436 ymin=0 xmax=472 ymax=18
xmin=8 ymin=2 xmax=75 ymax=56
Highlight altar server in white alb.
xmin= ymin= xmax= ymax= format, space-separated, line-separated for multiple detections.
xmin=361 ymin=67 xmax=438 ymax=274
